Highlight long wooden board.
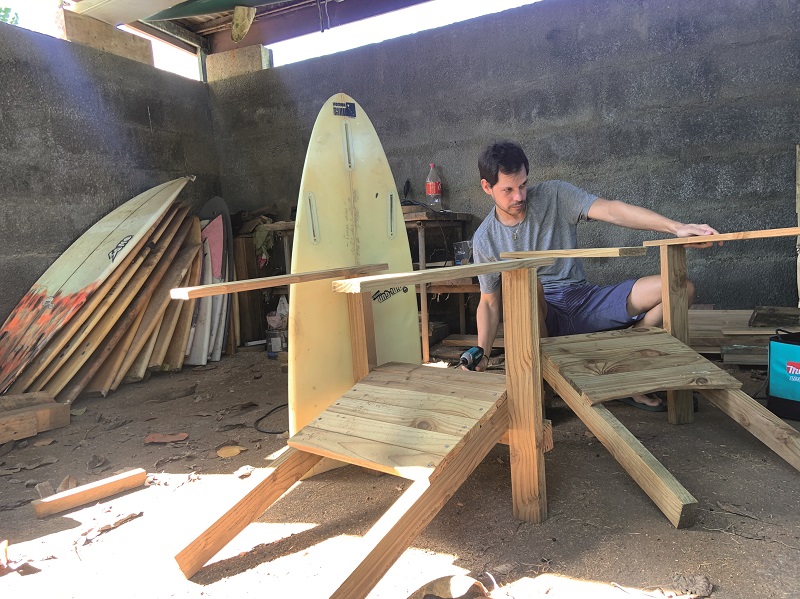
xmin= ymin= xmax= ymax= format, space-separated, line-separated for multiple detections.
xmin=643 ymin=227 xmax=800 ymax=246
xmin=500 ymin=247 xmax=647 ymax=259
xmin=0 ymin=177 xmax=191 ymax=393
xmin=32 ymin=468 xmax=147 ymax=518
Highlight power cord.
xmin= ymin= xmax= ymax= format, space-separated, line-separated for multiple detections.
xmin=254 ymin=403 xmax=288 ymax=434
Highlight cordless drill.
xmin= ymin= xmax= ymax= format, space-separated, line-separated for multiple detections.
xmin=459 ymin=346 xmax=485 ymax=370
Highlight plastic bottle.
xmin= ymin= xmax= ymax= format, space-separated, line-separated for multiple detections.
xmin=425 ymin=163 xmax=446 ymax=210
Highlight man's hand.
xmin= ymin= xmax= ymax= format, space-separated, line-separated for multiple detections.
xmin=675 ymin=223 xmax=721 ymax=248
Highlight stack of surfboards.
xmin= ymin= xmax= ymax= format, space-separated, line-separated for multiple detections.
xmin=0 ymin=180 xmax=234 ymax=410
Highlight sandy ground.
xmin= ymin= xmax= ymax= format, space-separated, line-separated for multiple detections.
xmin=1 ymin=350 xmax=799 ymax=598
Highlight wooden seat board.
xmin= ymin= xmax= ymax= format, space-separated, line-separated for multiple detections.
xmin=288 ymin=426 xmax=443 ymax=478
xmin=564 ymin=363 xmax=741 ymax=404
xmin=344 ymin=383 xmax=498 ymax=420
xmin=541 ymin=328 xmax=740 ymax=404
xmin=362 ymin=368 xmax=506 ymax=399
xmin=306 ymin=410 xmax=462 ymax=455
xmin=328 ymin=396 xmax=482 ymax=437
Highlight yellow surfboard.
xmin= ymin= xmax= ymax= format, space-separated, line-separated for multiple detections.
xmin=288 ymin=93 xmax=421 ymax=435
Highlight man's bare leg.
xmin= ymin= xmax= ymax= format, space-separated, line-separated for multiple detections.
xmin=626 ymin=275 xmax=696 ymax=406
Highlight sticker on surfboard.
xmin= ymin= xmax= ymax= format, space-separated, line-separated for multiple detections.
xmin=333 ymin=102 xmax=356 ymax=117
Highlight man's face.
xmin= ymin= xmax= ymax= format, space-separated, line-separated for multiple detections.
xmin=481 ymin=168 xmax=528 ymax=221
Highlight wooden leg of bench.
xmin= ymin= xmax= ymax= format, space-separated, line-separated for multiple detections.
xmin=329 ymin=405 xmax=509 ymax=599
xmin=175 ymin=447 xmax=323 ymax=578
xmin=700 ymin=388 xmax=800 ymax=471
xmin=547 ymin=374 xmax=697 ymax=528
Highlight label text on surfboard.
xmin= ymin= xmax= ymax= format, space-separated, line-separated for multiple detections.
xmin=108 ymin=235 xmax=133 ymax=263
xmin=372 ymin=287 xmax=409 ymax=303
xmin=333 ymin=102 xmax=356 ymax=118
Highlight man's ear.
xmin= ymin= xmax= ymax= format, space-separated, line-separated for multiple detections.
xmin=480 ymin=179 xmax=493 ymax=196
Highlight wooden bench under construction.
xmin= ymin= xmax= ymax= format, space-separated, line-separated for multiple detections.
xmin=171 ymin=229 xmax=800 ymax=598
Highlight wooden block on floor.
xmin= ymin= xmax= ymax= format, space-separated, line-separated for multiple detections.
xmin=0 ymin=401 xmax=70 ymax=444
xmin=0 ymin=391 xmax=56 ymax=411
xmin=32 ymin=468 xmax=148 ymax=518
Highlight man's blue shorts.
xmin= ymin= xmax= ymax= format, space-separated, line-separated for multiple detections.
xmin=543 ymin=279 xmax=645 ymax=337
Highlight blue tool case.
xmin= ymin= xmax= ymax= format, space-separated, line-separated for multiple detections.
xmin=767 ymin=329 xmax=800 ymax=420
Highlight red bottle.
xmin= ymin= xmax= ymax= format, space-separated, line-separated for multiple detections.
xmin=425 ymin=163 xmax=446 ymax=210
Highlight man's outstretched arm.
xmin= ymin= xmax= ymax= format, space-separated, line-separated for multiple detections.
xmin=587 ymin=198 xmax=720 ymax=248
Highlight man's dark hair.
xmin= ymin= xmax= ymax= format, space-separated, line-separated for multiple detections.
xmin=478 ymin=141 xmax=529 ymax=187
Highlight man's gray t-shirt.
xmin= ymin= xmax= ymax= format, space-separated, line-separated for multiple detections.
xmin=473 ymin=180 xmax=597 ymax=294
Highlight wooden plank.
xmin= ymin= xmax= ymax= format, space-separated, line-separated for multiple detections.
xmin=721 ymin=345 xmax=767 ymax=366
xmin=148 ymin=270 xmax=191 ymax=370
xmin=502 ymin=268 xmax=547 ymax=523
xmin=289 ymin=427 xmax=445 ymax=478
xmin=347 ymin=292 xmax=376 ymax=382
xmin=110 ymin=244 xmax=200 ymax=391
xmin=342 ymin=383 xmax=496 ymax=420
xmin=332 ymin=257 xmax=555 ymax=294
xmin=55 ymin=218 xmax=195 ymax=404
xmin=84 ymin=303 xmax=147 ymax=397
xmin=329 ymin=400 xmax=507 ymax=599
xmin=545 ymin=371 xmax=697 ymax=528
xmin=501 ymin=247 xmax=647 ymax=259
xmin=441 ymin=334 xmax=504 ymax=348
xmin=161 ymin=218 xmax=203 ymax=371
xmin=171 ymin=263 xmax=389 ymax=299
xmin=124 ymin=311 xmax=165 ymax=383
xmin=303 ymin=410 xmax=460 ymax=458
xmin=0 ymin=410 xmax=38 ymax=444
xmin=8 ymin=208 xmax=179 ymax=394
xmin=33 ymin=208 xmax=191 ymax=394
xmin=499 ymin=419 xmax=553 ymax=453
xmin=0 ymin=391 xmax=55 ymax=411
xmin=748 ymin=306 xmax=800 ymax=329
xmin=700 ymin=389 xmax=800 ymax=472
xmin=643 ymin=227 xmax=800 ymax=246
xmin=31 ymin=468 xmax=147 ymax=518
xmin=402 ymin=211 xmax=473 ymax=222
xmin=231 ymin=236 xmax=263 ymax=344
xmin=660 ymin=245 xmax=694 ymax=424
xmin=175 ymin=448 xmax=322 ymax=578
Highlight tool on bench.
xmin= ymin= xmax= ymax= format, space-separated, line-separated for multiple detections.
xmin=459 ymin=346 xmax=485 ymax=370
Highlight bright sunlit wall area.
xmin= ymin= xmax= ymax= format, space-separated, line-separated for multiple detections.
xmin=0 ymin=0 xmax=541 ymax=80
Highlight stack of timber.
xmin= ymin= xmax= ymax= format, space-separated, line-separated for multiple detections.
xmin=0 ymin=179 xmax=234 ymax=440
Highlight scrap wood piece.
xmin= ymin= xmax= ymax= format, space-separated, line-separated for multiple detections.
xmin=31 ymin=468 xmax=147 ymax=518
xmin=0 ymin=401 xmax=70 ymax=445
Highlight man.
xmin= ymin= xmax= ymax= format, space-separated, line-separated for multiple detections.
xmin=470 ymin=141 xmax=718 ymax=409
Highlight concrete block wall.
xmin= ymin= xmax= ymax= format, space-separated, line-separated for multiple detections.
xmin=208 ymin=0 xmax=800 ymax=309
xmin=0 ymin=23 xmax=219 ymax=324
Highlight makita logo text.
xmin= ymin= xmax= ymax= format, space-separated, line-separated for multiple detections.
xmin=786 ymin=362 xmax=800 ymax=375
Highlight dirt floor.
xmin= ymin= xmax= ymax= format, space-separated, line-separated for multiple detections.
xmin=1 ymin=349 xmax=799 ymax=598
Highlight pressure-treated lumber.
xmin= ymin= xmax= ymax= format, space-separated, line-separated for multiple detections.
xmin=540 ymin=328 xmax=740 ymax=404
xmin=660 ymin=245 xmax=694 ymax=424
xmin=643 ymin=227 xmax=800 ymax=246
xmin=346 ymin=292 xmax=376 ymax=382
xmin=176 ymin=448 xmax=323 ymax=578
xmin=502 ymin=267 xmax=547 ymax=523
xmin=32 ymin=468 xmax=147 ymax=518
xmin=329 ymin=401 xmax=508 ymax=599
xmin=700 ymin=388 xmax=800 ymax=472
xmin=332 ymin=257 xmax=554 ymax=294
xmin=498 ymin=419 xmax=553 ymax=452
xmin=441 ymin=334 xmax=505 ymax=348
xmin=171 ymin=263 xmax=389 ymax=299
xmin=545 ymin=369 xmax=697 ymax=528
xmin=500 ymin=247 xmax=647 ymax=259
